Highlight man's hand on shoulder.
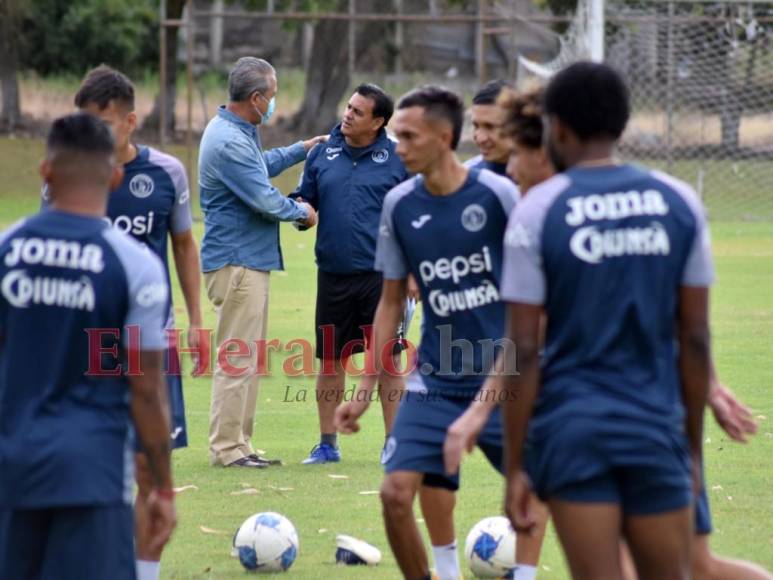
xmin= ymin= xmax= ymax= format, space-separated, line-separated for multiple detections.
xmin=303 ymin=134 xmax=329 ymax=153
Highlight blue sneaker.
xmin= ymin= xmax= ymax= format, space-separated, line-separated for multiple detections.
xmin=301 ymin=443 xmax=341 ymax=465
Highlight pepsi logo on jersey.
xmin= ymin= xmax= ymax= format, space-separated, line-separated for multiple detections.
xmin=104 ymin=212 xmax=155 ymax=236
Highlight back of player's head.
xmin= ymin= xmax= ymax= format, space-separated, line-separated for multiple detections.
xmin=229 ymin=57 xmax=276 ymax=102
xmin=544 ymin=62 xmax=629 ymax=141
xmin=472 ymin=79 xmax=512 ymax=106
xmin=47 ymin=112 xmax=115 ymax=158
xmin=499 ymin=85 xmax=545 ymax=149
xmin=74 ymin=65 xmax=135 ymax=111
xmin=397 ymin=85 xmax=464 ymax=150
xmin=354 ymin=83 xmax=394 ymax=127
xmin=46 ymin=113 xmax=115 ymax=186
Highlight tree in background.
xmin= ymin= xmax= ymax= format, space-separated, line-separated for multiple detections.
xmin=20 ymin=0 xmax=158 ymax=76
xmin=0 ymin=0 xmax=23 ymax=130
xmin=143 ymin=0 xmax=186 ymax=134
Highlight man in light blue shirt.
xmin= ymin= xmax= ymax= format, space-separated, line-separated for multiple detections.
xmin=199 ymin=57 xmax=324 ymax=469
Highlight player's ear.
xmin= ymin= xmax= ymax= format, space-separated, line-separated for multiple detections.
xmin=126 ymin=111 xmax=138 ymax=132
xmin=39 ymin=159 xmax=52 ymax=183
xmin=371 ymin=117 xmax=385 ymax=132
xmin=109 ymin=164 xmax=124 ymax=191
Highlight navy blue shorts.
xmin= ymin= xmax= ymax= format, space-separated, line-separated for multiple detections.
xmin=382 ymin=390 xmax=504 ymax=491
xmin=0 ymin=504 xmax=135 ymax=580
xmin=525 ymin=416 xmax=692 ymax=516
xmin=695 ymin=485 xmax=712 ymax=535
xmin=134 ymin=347 xmax=187 ymax=452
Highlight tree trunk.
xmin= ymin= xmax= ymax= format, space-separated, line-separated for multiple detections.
xmin=287 ymin=0 xmax=391 ymax=136
xmin=0 ymin=0 xmax=22 ymax=130
xmin=143 ymin=0 xmax=186 ymax=133
xmin=287 ymin=0 xmax=351 ymax=135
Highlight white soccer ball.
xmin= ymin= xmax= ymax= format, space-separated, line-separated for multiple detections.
xmin=464 ymin=516 xmax=517 ymax=578
xmin=233 ymin=512 xmax=299 ymax=573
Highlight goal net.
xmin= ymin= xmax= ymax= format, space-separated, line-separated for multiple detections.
xmin=517 ymin=0 xmax=773 ymax=222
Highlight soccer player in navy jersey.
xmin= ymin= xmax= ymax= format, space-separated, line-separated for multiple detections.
xmin=335 ymin=86 xmax=519 ymax=580
xmin=466 ymin=79 xmax=514 ymax=177
xmin=445 ymin=84 xmax=771 ymax=580
xmin=493 ymin=62 xmax=715 ymax=579
xmin=67 ymin=65 xmax=201 ymax=580
xmin=0 ymin=113 xmax=175 ymax=579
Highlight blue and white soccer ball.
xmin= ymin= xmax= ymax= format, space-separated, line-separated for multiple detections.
xmin=233 ymin=512 xmax=299 ymax=573
xmin=464 ymin=516 xmax=517 ymax=578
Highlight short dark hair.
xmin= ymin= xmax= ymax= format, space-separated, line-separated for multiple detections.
xmin=499 ymin=85 xmax=545 ymax=149
xmin=354 ymin=83 xmax=394 ymax=127
xmin=544 ymin=61 xmax=629 ymax=141
xmin=472 ymin=79 xmax=511 ymax=106
xmin=47 ymin=112 xmax=115 ymax=157
xmin=74 ymin=64 xmax=135 ymax=111
xmin=397 ymin=85 xmax=464 ymax=150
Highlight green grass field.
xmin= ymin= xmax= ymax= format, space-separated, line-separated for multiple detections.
xmin=1 ymin=136 xmax=771 ymax=579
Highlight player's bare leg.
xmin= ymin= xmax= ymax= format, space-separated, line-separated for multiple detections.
xmin=515 ymin=496 xmax=550 ymax=576
xmin=316 ymin=357 xmax=347 ymax=434
xmin=377 ymin=354 xmax=406 ymax=434
xmin=620 ymin=534 xmax=773 ymax=580
xmin=624 ymin=507 xmax=692 ymax=580
xmin=381 ymin=470 xmax=430 ymax=579
xmin=549 ymin=500 xmax=623 ymax=580
xmin=418 ymin=485 xmax=461 ymax=580
xmin=692 ymin=534 xmax=773 ymax=580
xmin=419 ymin=486 xmax=456 ymax=545
xmin=304 ymin=358 xmax=347 ymax=464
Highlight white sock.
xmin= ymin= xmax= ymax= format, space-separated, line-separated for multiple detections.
xmin=432 ymin=541 xmax=460 ymax=580
xmin=136 ymin=560 xmax=160 ymax=580
xmin=514 ymin=563 xmax=538 ymax=580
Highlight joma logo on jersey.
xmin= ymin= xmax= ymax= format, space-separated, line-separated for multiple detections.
xmin=570 ymin=222 xmax=671 ymax=264
xmin=104 ymin=212 xmax=155 ymax=236
xmin=418 ymin=246 xmax=493 ymax=285
xmin=4 ymin=238 xmax=104 ymax=273
xmin=565 ymin=190 xmax=669 ymax=227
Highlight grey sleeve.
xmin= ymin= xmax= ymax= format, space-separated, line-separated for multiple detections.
xmin=682 ymin=202 xmax=714 ymax=287
xmin=651 ymin=170 xmax=715 ymax=287
xmin=374 ymin=184 xmax=412 ymax=280
xmin=103 ymin=229 xmax=169 ymax=350
xmin=498 ymin=173 xmax=571 ymax=304
xmin=125 ymin=256 xmax=169 ymax=350
xmin=149 ymin=149 xmax=193 ymax=234
xmin=477 ymin=169 xmax=519 ymax=216
xmin=500 ymin=202 xmax=546 ymax=305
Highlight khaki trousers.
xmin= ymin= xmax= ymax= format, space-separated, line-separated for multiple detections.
xmin=205 ymin=266 xmax=270 ymax=466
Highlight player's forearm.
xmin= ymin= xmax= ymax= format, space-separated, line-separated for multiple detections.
xmin=679 ymin=325 xmax=711 ymax=457
xmin=472 ymin=348 xmax=514 ymax=415
xmin=130 ymin=352 xmax=173 ymax=490
xmin=172 ymin=237 xmax=203 ymax=326
xmin=502 ymin=340 xmax=540 ymax=475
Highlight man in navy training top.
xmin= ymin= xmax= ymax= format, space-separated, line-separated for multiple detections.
xmin=0 ymin=113 xmax=175 ymax=580
xmin=498 ymin=62 xmax=714 ymax=580
xmin=335 ymin=86 xmax=519 ymax=580
xmin=70 ymin=65 xmax=201 ymax=580
xmin=291 ymin=83 xmax=410 ymax=465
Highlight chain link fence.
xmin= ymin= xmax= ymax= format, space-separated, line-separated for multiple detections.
xmin=519 ymin=0 xmax=773 ymax=221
